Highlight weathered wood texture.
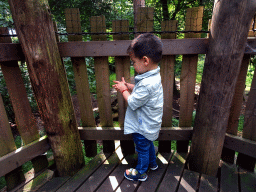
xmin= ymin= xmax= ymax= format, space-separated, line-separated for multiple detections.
xmin=237 ymin=65 xmax=256 ymax=171
xmin=113 ymin=20 xmax=135 ymax=155
xmin=221 ymin=55 xmax=250 ymax=164
xmin=0 ymin=27 xmax=39 ymax=144
xmin=0 ymin=136 xmax=49 ymax=178
xmin=0 ymin=93 xmax=25 ymax=190
xmin=8 ymin=0 xmax=84 ymax=176
xmin=137 ymin=7 xmax=154 ymax=33
xmin=78 ymin=127 xmax=193 ymax=140
xmin=188 ymin=0 xmax=256 ymax=176
xmin=178 ymin=6 xmax=203 ymax=153
xmin=65 ymin=8 xmax=97 ymax=157
xmin=133 ymin=0 xmax=145 ymax=34
xmin=90 ymin=15 xmax=115 ymax=153
xmin=159 ymin=20 xmax=177 ymax=153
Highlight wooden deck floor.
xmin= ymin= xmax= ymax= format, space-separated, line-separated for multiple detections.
xmin=13 ymin=145 xmax=256 ymax=192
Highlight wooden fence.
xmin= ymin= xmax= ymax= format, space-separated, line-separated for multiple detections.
xmin=0 ymin=6 xmax=256 ymax=190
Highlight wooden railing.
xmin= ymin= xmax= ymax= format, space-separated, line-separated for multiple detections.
xmin=0 ymin=6 xmax=256 ymax=191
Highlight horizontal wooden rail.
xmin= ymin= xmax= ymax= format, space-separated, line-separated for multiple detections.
xmin=224 ymin=133 xmax=256 ymax=159
xmin=0 ymin=136 xmax=50 ymax=178
xmin=78 ymin=127 xmax=193 ymax=140
xmin=1 ymin=38 xmax=256 ymax=62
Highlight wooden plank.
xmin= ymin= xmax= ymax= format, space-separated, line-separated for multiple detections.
xmin=220 ymin=162 xmax=239 ymax=192
xmin=2 ymin=38 xmax=256 ymax=62
xmin=178 ymin=7 xmax=204 ymax=153
xmin=96 ymin=154 xmax=137 ymax=192
xmin=76 ymin=152 xmax=124 ymax=192
xmin=36 ymin=176 xmax=70 ymax=192
xmin=224 ymin=133 xmax=256 ymax=159
xmin=222 ymin=54 xmax=250 ymax=164
xmin=0 ymin=136 xmax=49 ymax=178
xmin=57 ymin=38 xmax=209 ymax=57
xmin=16 ymin=169 xmax=54 ymax=192
xmin=78 ymin=127 xmax=193 ymax=140
xmin=157 ymin=152 xmax=189 ymax=192
xmin=0 ymin=92 xmax=16 ymax=156
xmin=55 ymin=152 xmax=112 ymax=192
xmin=113 ymin=20 xmax=135 ymax=155
xmin=137 ymin=153 xmax=174 ymax=192
xmin=239 ymin=167 xmax=256 ymax=192
xmin=198 ymin=174 xmax=218 ymax=192
xmin=65 ymin=8 xmax=97 ymax=157
xmin=137 ymin=7 xmax=154 ymax=32
xmin=177 ymin=169 xmax=200 ymax=192
xmin=91 ymin=15 xmax=115 ymax=153
xmin=159 ymin=20 xmax=177 ymax=153
xmin=237 ymin=64 xmax=256 ymax=171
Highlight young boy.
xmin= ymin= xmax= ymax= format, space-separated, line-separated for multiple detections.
xmin=113 ymin=33 xmax=163 ymax=181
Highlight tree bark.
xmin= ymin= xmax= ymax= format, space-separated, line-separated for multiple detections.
xmin=8 ymin=0 xmax=84 ymax=176
xmin=188 ymin=0 xmax=256 ymax=176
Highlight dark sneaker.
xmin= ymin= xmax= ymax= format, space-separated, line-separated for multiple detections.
xmin=150 ymin=164 xmax=158 ymax=170
xmin=124 ymin=168 xmax=148 ymax=181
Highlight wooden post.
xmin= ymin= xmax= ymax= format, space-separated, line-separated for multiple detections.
xmin=113 ymin=20 xmax=135 ymax=155
xmin=177 ymin=6 xmax=204 ymax=152
xmin=236 ymin=67 xmax=256 ymax=171
xmin=65 ymin=8 xmax=97 ymax=157
xmin=8 ymin=0 xmax=85 ymax=176
xmin=221 ymin=55 xmax=250 ymax=163
xmin=188 ymin=0 xmax=256 ymax=176
xmin=159 ymin=20 xmax=177 ymax=153
xmin=90 ymin=15 xmax=115 ymax=153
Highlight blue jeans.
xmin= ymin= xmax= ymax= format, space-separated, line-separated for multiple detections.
xmin=132 ymin=133 xmax=157 ymax=175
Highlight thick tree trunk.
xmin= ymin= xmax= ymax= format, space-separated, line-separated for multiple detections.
xmin=188 ymin=0 xmax=256 ymax=176
xmin=8 ymin=0 xmax=84 ymax=176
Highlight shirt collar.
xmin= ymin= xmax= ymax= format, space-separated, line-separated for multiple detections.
xmin=135 ymin=66 xmax=160 ymax=84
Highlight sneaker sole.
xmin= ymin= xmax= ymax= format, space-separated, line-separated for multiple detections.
xmin=124 ymin=172 xmax=148 ymax=181
xmin=150 ymin=165 xmax=158 ymax=170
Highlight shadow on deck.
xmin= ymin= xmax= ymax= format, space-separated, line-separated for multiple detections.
xmin=12 ymin=144 xmax=256 ymax=192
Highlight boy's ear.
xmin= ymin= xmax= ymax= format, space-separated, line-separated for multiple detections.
xmin=143 ymin=56 xmax=150 ymax=66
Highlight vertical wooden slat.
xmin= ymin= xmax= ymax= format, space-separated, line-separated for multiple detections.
xmin=91 ymin=16 xmax=115 ymax=153
xmin=159 ymin=20 xmax=177 ymax=153
xmin=0 ymin=94 xmax=25 ymax=190
xmin=236 ymin=66 xmax=256 ymax=171
xmin=65 ymin=8 xmax=97 ymax=157
xmin=113 ymin=20 xmax=135 ymax=155
xmin=137 ymin=7 xmax=154 ymax=33
xmin=178 ymin=6 xmax=204 ymax=152
xmin=221 ymin=55 xmax=250 ymax=163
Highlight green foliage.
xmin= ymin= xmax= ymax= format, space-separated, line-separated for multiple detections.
xmin=0 ymin=0 xmax=13 ymax=28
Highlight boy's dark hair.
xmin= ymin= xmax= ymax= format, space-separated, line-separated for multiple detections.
xmin=127 ymin=33 xmax=163 ymax=64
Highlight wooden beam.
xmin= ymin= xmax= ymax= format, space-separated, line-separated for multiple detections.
xmin=0 ymin=136 xmax=50 ymax=178
xmin=78 ymin=127 xmax=193 ymax=140
xmin=224 ymin=134 xmax=256 ymax=159
xmin=2 ymin=38 xmax=256 ymax=62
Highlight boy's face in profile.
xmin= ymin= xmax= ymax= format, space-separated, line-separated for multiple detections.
xmin=130 ymin=53 xmax=148 ymax=74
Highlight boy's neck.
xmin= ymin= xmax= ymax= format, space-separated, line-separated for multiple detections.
xmin=138 ymin=64 xmax=158 ymax=75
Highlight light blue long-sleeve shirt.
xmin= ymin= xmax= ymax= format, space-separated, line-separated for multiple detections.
xmin=124 ymin=67 xmax=163 ymax=141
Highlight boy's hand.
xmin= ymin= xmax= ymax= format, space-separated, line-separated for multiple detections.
xmin=113 ymin=77 xmax=128 ymax=93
